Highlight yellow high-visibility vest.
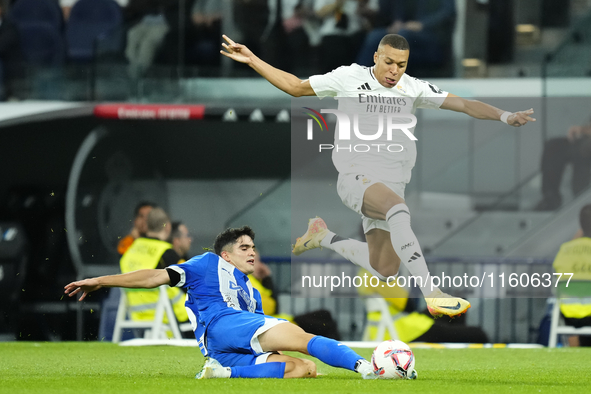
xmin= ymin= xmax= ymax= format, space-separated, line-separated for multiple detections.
xmin=248 ymin=275 xmax=276 ymax=316
xmin=357 ymin=269 xmax=434 ymax=343
xmin=366 ymin=310 xmax=434 ymax=344
xmin=553 ymin=237 xmax=591 ymax=318
xmin=120 ymin=237 xmax=188 ymax=323
xmin=248 ymin=274 xmax=293 ymax=322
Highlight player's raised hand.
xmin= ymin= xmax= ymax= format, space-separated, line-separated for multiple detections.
xmin=64 ymin=278 xmax=102 ymax=301
xmin=507 ymin=108 xmax=536 ymax=127
xmin=220 ymin=34 xmax=255 ymax=64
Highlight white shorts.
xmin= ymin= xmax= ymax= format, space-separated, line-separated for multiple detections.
xmin=336 ymin=172 xmax=406 ymax=234
xmin=250 ymin=317 xmax=290 ymax=355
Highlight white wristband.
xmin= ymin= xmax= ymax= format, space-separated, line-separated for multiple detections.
xmin=500 ymin=112 xmax=511 ymax=124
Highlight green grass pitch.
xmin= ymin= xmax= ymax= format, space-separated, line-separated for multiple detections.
xmin=1 ymin=342 xmax=590 ymax=394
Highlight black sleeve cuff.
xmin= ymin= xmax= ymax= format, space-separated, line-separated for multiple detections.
xmin=166 ymin=267 xmax=181 ymax=287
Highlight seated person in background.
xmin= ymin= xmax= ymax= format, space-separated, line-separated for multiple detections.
xmin=120 ymin=207 xmax=188 ymax=325
xmin=124 ymin=0 xmax=174 ymax=78
xmin=117 ymin=201 xmax=155 ymax=255
xmin=170 ymin=221 xmax=193 ymax=263
xmin=60 ymin=0 xmax=130 ymax=20
xmin=232 ymin=0 xmax=269 ymax=65
xmin=0 ymin=3 xmax=22 ymax=101
xmin=249 ymin=252 xmax=278 ymax=317
xmin=186 ymin=0 xmax=222 ymax=67
xmin=250 ymin=251 xmax=341 ymax=340
xmin=261 ymin=0 xmax=318 ymax=76
xmin=535 ymin=119 xmax=591 ymax=211
xmin=356 ymin=0 xmax=455 ymax=75
xmin=357 ymin=268 xmax=488 ymax=343
xmin=59 ymin=0 xmax=77 ymax=20
xmin=313 ymin=0 xmax=378 ymax=73
xmin=552 ymin=203 xmax=591 ymax=346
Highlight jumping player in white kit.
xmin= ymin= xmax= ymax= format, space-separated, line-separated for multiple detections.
xmin=221 ymin=33 xmax=536 ymax=318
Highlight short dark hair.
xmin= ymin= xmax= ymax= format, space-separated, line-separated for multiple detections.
xmin=170 ymin=221 xmax=184 ymax=239
xmin=214 ymin=226 xmax=255 ymax=256
xmin=378 ymin=34 xmax=410 ymax=51
xmin=133 ymin=201 xmax=156 ymax=217
xmin=580 ymin=204 xmax=591 ymax=236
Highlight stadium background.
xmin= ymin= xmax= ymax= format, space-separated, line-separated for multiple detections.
xmin=1 ymin=0 xmax=591 ymax=348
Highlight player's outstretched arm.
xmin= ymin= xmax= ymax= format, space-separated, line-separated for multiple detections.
xmin=441 ymin=93 xmax=536 ymax=127
xmin=220 ymin=34 xmax=315 ymax=97
xmin=64 ymin=269 xmax=170 ymax=301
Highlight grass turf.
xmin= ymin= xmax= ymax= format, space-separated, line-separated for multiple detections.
xmin=1 ymin=342 xmax=590 ymax=394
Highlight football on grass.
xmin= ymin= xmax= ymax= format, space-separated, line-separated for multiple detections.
xmin=371 ymin=340 xmax=415 ymax=379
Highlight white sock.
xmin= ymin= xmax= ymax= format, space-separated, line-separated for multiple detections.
xmin=320 ymin=231 xmax=388 ymax=281
xmin=386 ymin=203 xmax=436 ymax=296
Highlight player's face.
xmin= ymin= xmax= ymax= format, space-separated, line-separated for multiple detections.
xmin=134 ymin=205 xmax=153 ymax=235
xmin=176 ymin=224 xmax=192 ymax=254
xmin=223 ymin=235 xmax=256 ymax=275
xmin=373 ymin=45 xmax=409 ymax=88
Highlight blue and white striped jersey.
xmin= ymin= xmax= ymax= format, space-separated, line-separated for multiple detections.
xmin=167 ymin=252 xmax=263 ymax=355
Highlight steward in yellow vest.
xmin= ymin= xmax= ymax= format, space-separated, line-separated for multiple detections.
xmin=357 ymin=268 xmax=489 ymax=343
xmin=357 ymin=269 xmax=433 ymax=343
xmin=247 ymin=253 xmax=291 ymax=321
xmin=551 ymin=204 xmax=591 ymax=347
xmin=117 ymin=202 xmax=154 ymax=255
xmin=553 ymin=236 xmax=591 ymax=319
xmin=248 ymin=254 xmax=341 ymax=339
xmin=119 ymin=207 xmax=188 ymax=324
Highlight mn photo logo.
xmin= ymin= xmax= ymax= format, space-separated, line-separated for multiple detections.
xmin=303 ymin=108 xmax=417 ymax=153
xmin=302 ymin=107 xmax=329 ymax=137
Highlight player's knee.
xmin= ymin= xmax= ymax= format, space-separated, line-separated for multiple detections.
xmin=302 ymin=359 xmax=317 ymax=377
xmin=284 ymin=359 xmax=317 ymax=378
xmin=293 ymin=331 xmax=315 ymax=354
xmin=369 ymin=250 xmax=401 ymax=277
xmin=293 ymin=359 xmax=316 ymax=378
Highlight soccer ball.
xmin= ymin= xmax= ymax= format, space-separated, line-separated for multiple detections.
xmin=371 ymin=340 xmax=415 ymax=379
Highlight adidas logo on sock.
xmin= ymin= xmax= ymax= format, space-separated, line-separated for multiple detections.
xmin=407 ymin=252 xmax=421 ymax=262
xmin=357 ymin=82 xmax=371 ymax=91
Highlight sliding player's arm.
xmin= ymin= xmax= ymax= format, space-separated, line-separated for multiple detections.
xmin=220 ymin=34 xmax=316 ymax=97
xmin=64 ymin=269 xmax=171 ymax=301
xmin=440 ymin=93 xmax=536 ymax=127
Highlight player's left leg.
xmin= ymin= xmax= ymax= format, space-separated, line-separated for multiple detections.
xmin=196 ymin=357 xmax=286 ymax=379
xmin=266 ymin=354 xmax=317 ymax=378
xmin=196 ymin=354 xmax=317 ymax=379
xmin=362 ymin=183 xmax=433 ymax=293
xmin=293 ymin=217 xmax=390 ymax=280
xmin=292 ymin=173 xmax=400 ymax=280
xmin=364 ymin=227 xmax=401 ymax=278
xmin=362 ymin=182 xmax=470 ymax=318
xmin=257 ymin=322 xmax=376 ymax=379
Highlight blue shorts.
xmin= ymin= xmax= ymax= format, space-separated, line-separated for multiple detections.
xmin=205 ymin=312 xmax=288 ymax=367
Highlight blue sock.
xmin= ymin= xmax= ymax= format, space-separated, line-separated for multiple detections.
xmin=306 ymin=336 xmax=362 ymax=371
xmin=230 ymin=362 xmax=286 ymax=378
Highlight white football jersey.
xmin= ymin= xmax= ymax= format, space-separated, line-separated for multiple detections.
xmin=309 ymin=64 xmax=448 ymax=183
